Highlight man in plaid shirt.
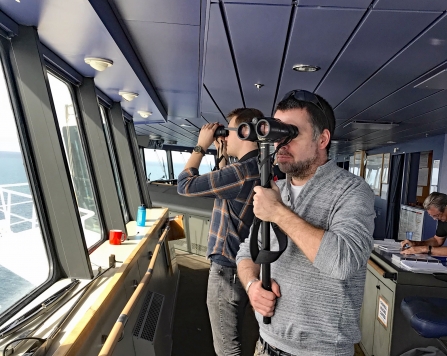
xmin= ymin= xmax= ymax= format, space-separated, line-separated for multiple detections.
xmin=177 ymin=108 xmax=262 ymax=356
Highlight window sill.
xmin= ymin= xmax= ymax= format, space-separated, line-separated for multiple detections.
xmin=0 ymin=207 xmax=168 ymax=356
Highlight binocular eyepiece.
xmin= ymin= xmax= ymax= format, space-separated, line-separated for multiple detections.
xmin=237 ymin=117 xmax=299 ymax=142
xmin=213 ymin=126 xmax=229 ymax=138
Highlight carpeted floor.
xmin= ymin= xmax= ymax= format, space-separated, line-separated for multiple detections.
xmin=171 ymin=250 xmax=365 ymax=356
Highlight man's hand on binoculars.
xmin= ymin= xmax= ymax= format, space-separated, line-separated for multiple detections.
xmin=253 ymin=181 xmax=284 ymax=223
xmin=214 ymin=137 xmax=227 ymax=152
xmin=197 ymin=122 xmax=219 ymax=150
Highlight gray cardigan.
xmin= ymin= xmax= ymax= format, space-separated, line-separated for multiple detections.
xmin=236 ymin=160 xmax=375 ymax=356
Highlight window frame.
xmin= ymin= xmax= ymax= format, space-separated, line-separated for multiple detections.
xmin=99 ymin=104 xmax=130 ymax=223
xmin=47 ymin=69 xmax=106 ymax=251
xmin=0 ymin=35 xmax=61 ymax=324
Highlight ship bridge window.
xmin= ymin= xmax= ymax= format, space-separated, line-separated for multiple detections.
xmin=99 ymin=105 xmax=129 ymax=223
xmin=0 ymin=61 xmax=50 ymax=314
xmin=145 ymin=149 xmax=168 ymax=181
xmin=171 ymin=151 xmax=215 ymax=178
xmin=47 ymin=73 xmax=103 ymax=249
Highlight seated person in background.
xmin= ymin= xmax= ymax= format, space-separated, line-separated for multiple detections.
xmin=401 ymin=192 xmax=447 ymax=256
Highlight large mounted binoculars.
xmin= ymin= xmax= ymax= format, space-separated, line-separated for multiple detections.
xmin=237 ymin=117 xmax=299 ymax=142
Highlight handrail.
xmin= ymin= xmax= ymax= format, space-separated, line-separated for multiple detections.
xmin=98 ymin=226 xmax=170 ymax=356
xmin=0 ymin=183 xmax=37 ymax=230
xmin=0 ymin=183 xmax=96 ymax=231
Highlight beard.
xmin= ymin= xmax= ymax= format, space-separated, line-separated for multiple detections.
xmin=277 ymin=149 xmax=318 ymax=180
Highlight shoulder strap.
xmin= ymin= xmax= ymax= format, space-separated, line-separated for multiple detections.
xmin=249 ymin=217 xmax=288 ymax=264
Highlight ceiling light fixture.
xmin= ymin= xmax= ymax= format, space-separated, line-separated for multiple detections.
xmin=180 ymin=124 xmax=192 ymax=127
xmin=84 ymin=57 xmax=113 ymax=71
xmin=119 ymin=91 xmax=139 ymax=102
xmin=292 ymin=64 xmax=320 ymax=72
xmin=254 ymin=83 xmax=264 ymax=90
xmin=149 ymin=134 xmax=161 ymax=140
xmin=138 ymin=110 xmax=152 ymax=118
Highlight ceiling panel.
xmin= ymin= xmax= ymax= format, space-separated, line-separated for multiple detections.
xmin=349 ymin=86 xmax=441 ymax=122
xmin=155 ymin=90 xmax=200 ymax=119
xmin=334 ymin=13 xmax=447 ymax=123
xmin=299 ymin=0 xmax=371 ymax=7
xmin=168 ymin=116 xmax=207 ymax=129
xmin=278 ymin=7 xmax=364 ymax=98
xmin=111 ymin=0 xmax=200 ymax=25
xmin=349 ymin=105 xmax=447 ymax=145
xmin=317 ymin=9 xmax=441 ymax=109
xmin=136 ymin=124 xmax=197 ymax=146
xmin=160 ymin=121 xmax=200 ymax=139
xmin=0 ymin=0 xmax=42 ymax=26
xmin=0 ymin=0 xmax=166 ymax=121
xmin=124 ymin=21 xmax=199 ymax=93
xmin=349 ymin=63 xmax=447 ymax=122
xmin=203 ymin=4 xmax=243 ymax=118
xmin=225 ymin=3 xmax=290 ymax=115
xmin=374 ymin=0 xmax=447 ymax=11
xmin=201 ymin=112 xmax=228 ymax=126
xmin=201 ymin=86 xmax=225 ymax=119
xmin=223 ymin=0 xmax=291 ymax=4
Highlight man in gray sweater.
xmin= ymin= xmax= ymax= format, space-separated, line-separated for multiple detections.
xmin=236 ymin=90 xmax=375 ymax=356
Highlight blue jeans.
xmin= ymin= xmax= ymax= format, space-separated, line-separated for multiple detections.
xmin=207 ymin=261 xmax=250 ymax=356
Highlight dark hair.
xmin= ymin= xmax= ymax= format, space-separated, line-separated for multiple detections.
xmin=227 ymin=108 xmax=264 ymax=125
xmin=423 ymin=192 xmax=447 ymax=212
xmin=275 ymin=92 xmax=335 ymax=153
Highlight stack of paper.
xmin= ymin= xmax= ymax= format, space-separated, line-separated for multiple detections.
xmin=376 ymin=240 xmax=402 ymax=253
xmin=392 ymin=253 xmax=440 ymax=264
xmin=400 ymin=260 xmax=447 ymax=274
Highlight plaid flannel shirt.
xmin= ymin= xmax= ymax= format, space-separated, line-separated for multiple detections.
xmin=177 ymin=150 xmax=260 ymax=266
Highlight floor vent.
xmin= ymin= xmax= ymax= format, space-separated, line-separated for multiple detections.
xmin=133 ymin=290 xmax=164 ymax=342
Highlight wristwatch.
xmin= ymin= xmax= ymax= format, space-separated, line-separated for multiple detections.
xmin=193 ymin=145 xmax=206 ymax=156
xmin=428 ymin=245 xmax=432 ymax=256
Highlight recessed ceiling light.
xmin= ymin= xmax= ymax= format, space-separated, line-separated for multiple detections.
xmin=149 ymin=134 xmax=161 ymax=140
xmin=84 ymin=57 xmax=113 ymax=71
xmin=387 ymin=141 xmax=396 ymax=144
xmin=180 ymin=124 xmax=192 ymax=127
xmin=138 ymin=110 xmax=152 ymax=118
xmin=292 ymin=64 xmax=320 ymax=72
xmin=119 ymin=91 xmax=139 ymax=101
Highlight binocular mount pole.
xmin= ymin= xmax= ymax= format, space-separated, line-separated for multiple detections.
xmin=260 ymin=142 xmax=272 ymax=324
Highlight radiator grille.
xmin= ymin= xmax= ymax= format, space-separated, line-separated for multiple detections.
xmin=133 ymin=290 xmax=164 ymax=342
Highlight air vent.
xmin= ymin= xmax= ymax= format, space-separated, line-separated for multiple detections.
xmin=133 ymin=291 xmax=164 ymax=342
